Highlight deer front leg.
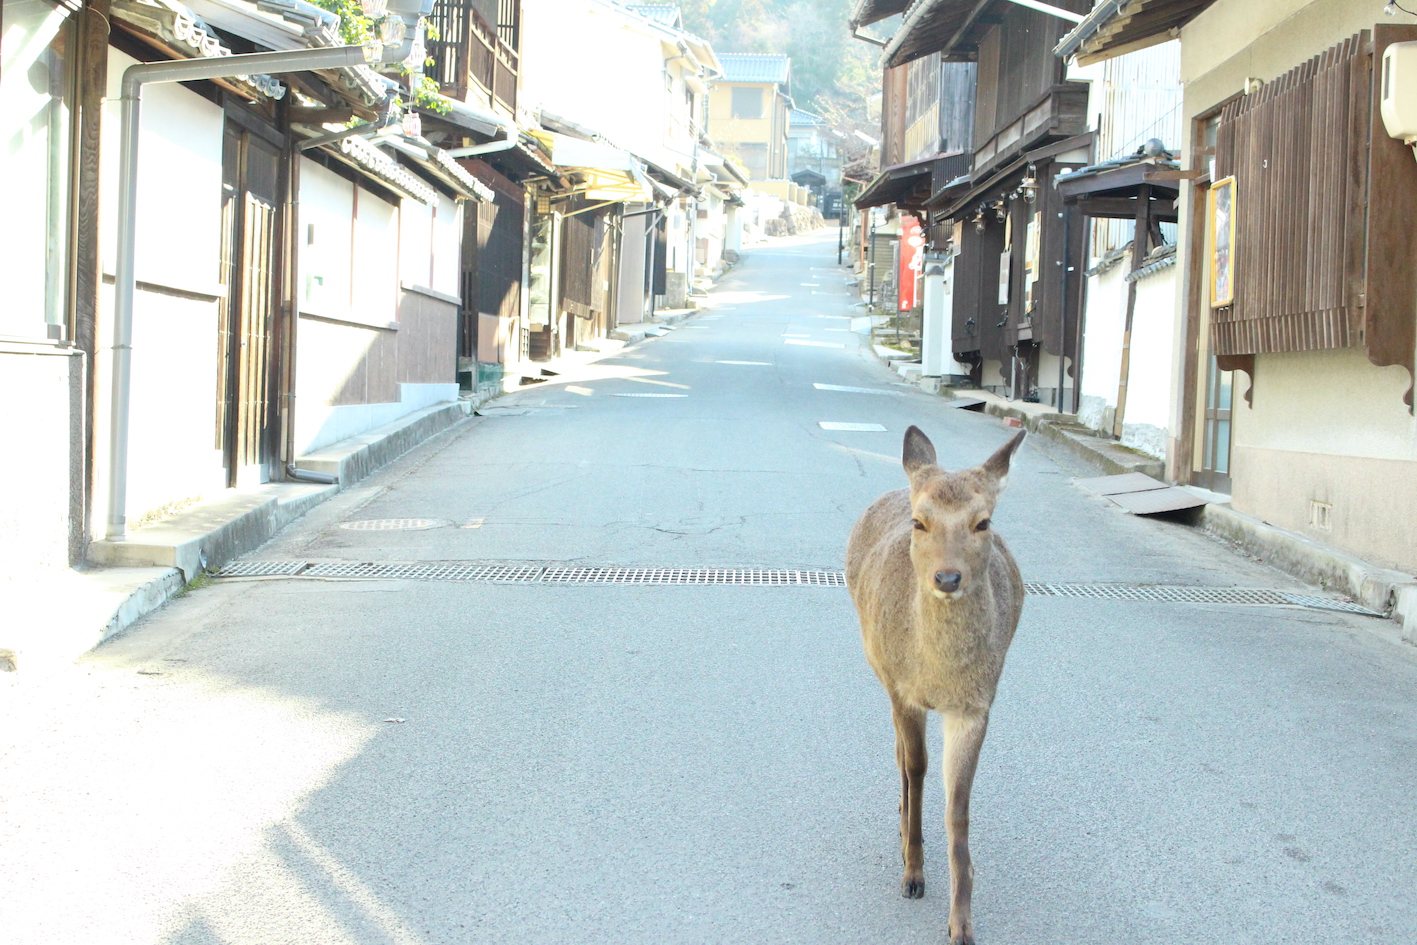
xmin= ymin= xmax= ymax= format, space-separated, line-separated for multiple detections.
xmin=941 ymin=711 xmax=989 ymax=945
xmin=891 ymin=700 xmax=928 ymax=899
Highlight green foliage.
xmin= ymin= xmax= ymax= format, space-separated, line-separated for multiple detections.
xmin=670 ymin=0 xmax=876 ymax=121
xmin=300 ymin=0 xmax=449 ymax=116
xmin=306 ymin=0 xmax=373 ymax=47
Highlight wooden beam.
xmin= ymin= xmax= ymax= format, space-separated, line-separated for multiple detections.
xmin=73 ymin=0 xmax=110 ymax=562
xmin=1112 ymin=183 xmax=1151 ymax=438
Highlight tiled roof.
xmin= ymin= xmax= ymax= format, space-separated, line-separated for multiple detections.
xmin=789 ymin=108 xmax=825 ymax=126
xmin=624 ymin=4 xmax=681 ymax=27
xmin=717 ymin=53 xmax=790 ymax=85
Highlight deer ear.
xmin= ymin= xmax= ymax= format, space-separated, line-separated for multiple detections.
xmin=902 ymin=425 xmax=937 ymax=476
xmin=982 ymin=430 xmax=1025 ymax=489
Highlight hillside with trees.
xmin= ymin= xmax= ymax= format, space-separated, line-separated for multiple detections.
xmin=666 ymin=0 xmax=879 ymax=123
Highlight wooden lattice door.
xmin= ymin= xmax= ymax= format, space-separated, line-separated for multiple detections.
xmin=217 ymin=121 xmax=281 ymax=487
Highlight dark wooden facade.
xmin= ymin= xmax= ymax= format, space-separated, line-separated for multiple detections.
xmin=896 ymin=1 xmax=1091 ymax=395
xmin=429 ymin=0 xmax=520 ymax=113
xmin=1211 ymin=26 xmax=1417 ymax=406
xmin=459 ymin=158 xmax=525 ymax=365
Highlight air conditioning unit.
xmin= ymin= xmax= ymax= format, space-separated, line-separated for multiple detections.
xmin=1380 ymin=41 xmax=1417 ymax=148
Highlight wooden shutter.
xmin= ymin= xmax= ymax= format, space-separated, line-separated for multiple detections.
xmin=560 ymin=206 xmax=594 ymax=318
xmin=1212 ymin=26 xmax=1417 ymax=410
xmin=1211 ymin=32 xmax=1370 ymax=357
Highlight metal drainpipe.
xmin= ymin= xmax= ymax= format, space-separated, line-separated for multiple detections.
xmin=104 ymin=40 xmax=418 ymax=542
xmin=444 ymin=123 xmax=517 ymax=158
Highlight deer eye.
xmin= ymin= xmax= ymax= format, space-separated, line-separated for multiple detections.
xmin=975 ymin=519 xmax=991 ymax=532
xmin=911 ymin=518 xmax=926 ymax=531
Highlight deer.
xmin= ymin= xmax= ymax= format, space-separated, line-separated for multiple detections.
xmin=845 ymin=424 xmax=1026 ymax=945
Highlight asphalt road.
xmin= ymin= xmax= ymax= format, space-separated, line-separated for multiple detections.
xmin=5 ymin=231 xmax=1417 ymax=945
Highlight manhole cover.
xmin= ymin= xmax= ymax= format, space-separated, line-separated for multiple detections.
xmin=337 ymin=519 xmax=443 ymax=531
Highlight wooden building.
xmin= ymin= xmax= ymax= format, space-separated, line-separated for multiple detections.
xmin=862 ymin=0 xmax=1094 ymax=406
xmin=1057 ymin=0 xmax=1417 ymax=578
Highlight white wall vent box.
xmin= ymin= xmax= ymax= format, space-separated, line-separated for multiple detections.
xmin=1380 ymin=41 xmax=1417 ymax=143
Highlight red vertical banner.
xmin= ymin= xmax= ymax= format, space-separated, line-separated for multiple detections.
xmin=899 ymin=214 xmax=922 ymax=311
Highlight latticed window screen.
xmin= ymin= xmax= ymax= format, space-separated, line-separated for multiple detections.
xmin=1211 ymin=33 xmax=1369 ymax=356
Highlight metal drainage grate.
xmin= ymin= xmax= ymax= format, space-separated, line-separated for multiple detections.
xmin=214 ymin=560 xmax=308 ymax=577
xmin=216 ymin=562 xmax=845 ymax=586
xmin=539 ymin=568 xmax=846 ymax=586
xmin=1024 ymin=583 xmax=1380 ymax=615
xmin=302 ymin=563 xmax=545 ymax=582
xmin=209 ymin=563 xmax=1379 ymax=615
xmin=338 ymin=519 xmax=443 ymax=531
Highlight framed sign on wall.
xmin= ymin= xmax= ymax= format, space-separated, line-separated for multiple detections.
xmin=1209 ymin=175 xmax=1236 ymax=307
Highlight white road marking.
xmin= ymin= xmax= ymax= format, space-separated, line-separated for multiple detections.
xmin=716 ymin=360 xmax=771 ymax=365
xmin=819 ymin=422 xmax=888 ymax=431
xmin=612 ymin=393 xmax=688 ymax=398
xmin=786 ymin=339 xmax=845 ymax=348
xmin=813 ymin=383 xmax=904 ymax=395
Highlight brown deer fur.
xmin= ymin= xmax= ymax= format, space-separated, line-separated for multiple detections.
xmin=845 ymin=425 xmax=1025 ymax=945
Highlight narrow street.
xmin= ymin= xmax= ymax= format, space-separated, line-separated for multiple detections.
xmin=6 ymin=232 xmax=1417 ymax=945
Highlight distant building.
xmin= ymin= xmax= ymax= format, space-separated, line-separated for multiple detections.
xmin=787 ymin=109 xmax=844 ymax=216
xmin=707 ymin=53 xmax=792 ymax=181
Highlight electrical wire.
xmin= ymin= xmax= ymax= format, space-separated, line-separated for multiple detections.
xmin=1388 ymin=1 xmax=1417 ymax=16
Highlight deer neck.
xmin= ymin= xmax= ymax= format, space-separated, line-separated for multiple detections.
xmin=912 ymin=580 xmax=994 ymax=644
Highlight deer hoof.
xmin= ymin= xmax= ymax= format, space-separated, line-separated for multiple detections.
xmin=901 ymin=874 xmax=925 ymax=898
xmin=949 ymin=922 xmax=974 ymax=945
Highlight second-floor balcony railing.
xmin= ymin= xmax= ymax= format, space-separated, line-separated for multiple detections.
xmin=429 ymin=0 xmax=518 ymax=114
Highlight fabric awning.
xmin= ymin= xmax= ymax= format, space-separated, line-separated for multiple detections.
xmin=528 ymin=131 xmax=655 ymax=201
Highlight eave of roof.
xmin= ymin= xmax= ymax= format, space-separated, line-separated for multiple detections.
xmin=716 ymin=53 xmax=791 ymax=85
xmin=853 ymin=155 xmax=935 ymax=209
xmin=1054 ymin=0 xmax=1217 ymax=66
xmin=849 ymin=0 xmax=912 ymax=28
xmin=881 ymin=0 xmax=984 ymax=68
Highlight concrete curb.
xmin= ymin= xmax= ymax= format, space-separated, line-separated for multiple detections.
xmin=296 ymin=399 xmax=473 ymax=488
xmin=1201 ymin=503 xmax=1417 ymax=636
xmin=61 ymin=393 xmax=497 ymax=670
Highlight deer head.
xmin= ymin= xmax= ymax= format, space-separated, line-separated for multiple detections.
xmin=901 ymin=425 xmax=1024 ymax=601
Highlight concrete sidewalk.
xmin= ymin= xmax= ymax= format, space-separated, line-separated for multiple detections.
xmin=5 ymin=391 xmax=499 ymax=676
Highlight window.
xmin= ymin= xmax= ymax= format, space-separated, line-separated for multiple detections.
xmin=731 ymin=86 xmax=762 ymax=120
xmin=734 ymin=142 xmax=767 ymax=179
xmin=1 ymin=0 xmax=75 ymax=339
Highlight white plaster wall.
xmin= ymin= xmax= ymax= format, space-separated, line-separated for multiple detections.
xmin=1119 ymin=267 xmax=1178 ymax=458
xmin=0 ymin=350 xmax=79 ymax=573
xmin=520 ymin=0 xmax=694 ymax=173
xmin=1078 ymin=263 xmax=1127 ymax=431
xmin=397 ymin=192 xmax=461 ymax=295
xmin=1237 ymin=349 xmax=1416 ymax=459
xmin=298 ymin=159 xmax=354 ymax=319
xmin=431 ymin=194 xmax=461 ymax=297
xmin=294 ymin=381 xmax=459 ymax=456
xmin=93 ymin=51 xmax=225 ymax=532
xmin=293 ymin=161 xmax=460 ymax=455
xmin=101 ymin=50 xmax=223 ymax=294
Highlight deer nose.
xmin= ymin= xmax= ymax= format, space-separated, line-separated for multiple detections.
xmin=934 ymin=570 xmax=962 ymax=593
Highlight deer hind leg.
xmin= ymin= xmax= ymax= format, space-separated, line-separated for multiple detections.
xmin=941 ymin=710 xmax=990 ymax=945
xmin=891 ymin=699 xmax=928 ymax=899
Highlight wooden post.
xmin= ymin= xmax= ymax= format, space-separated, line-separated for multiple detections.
xmin=1112 ymin=183 xmax=1150 ymax=439
xmin=74 ymin=0 xmax=110 ymax=560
